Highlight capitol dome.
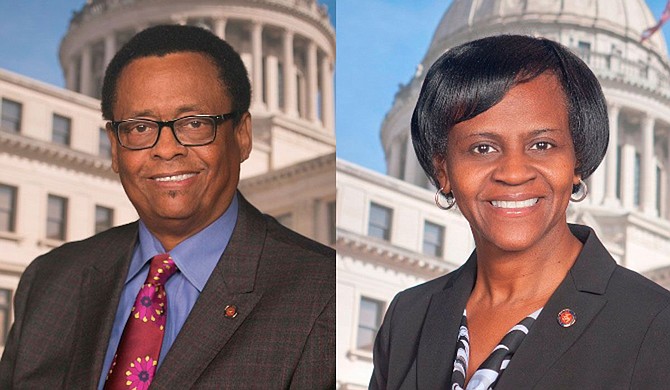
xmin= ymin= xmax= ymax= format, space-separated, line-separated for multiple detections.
xmin=380 ymin=0 xmax=670 ymax=272
xmin=58 ymin=0 xmax=335 ymax=177
xmin=428 ymin=0 xmax=668 ymax=65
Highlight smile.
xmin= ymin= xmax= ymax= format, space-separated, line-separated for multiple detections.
xmin=490 ymin=198 xmax=539 ymax=209
xmin=153 ymin=173 xmax=197 ymax=182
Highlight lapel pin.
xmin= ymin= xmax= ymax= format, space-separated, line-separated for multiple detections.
xmin=224 ymin=304 xmax=238 ymax=319
xmin=557 ymin=308 xmax=576 ymax=328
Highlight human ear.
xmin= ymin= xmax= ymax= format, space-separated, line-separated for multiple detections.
xmin=432 ymin=155 xmax=450 ymax=191
xmin=106 ymin=122 xmax=119 ymax=173
xmin=235 ymin=112 xmax=253 ymax=163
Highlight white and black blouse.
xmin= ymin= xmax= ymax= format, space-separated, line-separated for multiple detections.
xmin=451 ymin=307 xmax=543 ymax=390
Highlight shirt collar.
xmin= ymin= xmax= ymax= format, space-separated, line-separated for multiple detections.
xmin=126 ymin=193 xmax=239 ymax=291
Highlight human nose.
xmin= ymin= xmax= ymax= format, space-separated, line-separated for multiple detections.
xmin=491 ymin=150 xmax=536 ymax=185
xmin=152 ymin=124 xmax=186 ymax=159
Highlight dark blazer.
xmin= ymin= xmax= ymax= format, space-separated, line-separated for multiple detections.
xmin=0 ymin=194 xmax=335 ymax=389
xmin=370 ymin=224 xmax=670 ymax=389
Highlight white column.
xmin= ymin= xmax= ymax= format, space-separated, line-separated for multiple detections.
xmin=104 ymin=34 xmax=116 ymax=68
xmin=282 ymin=30 xmax=297 ymax=116
xmin=80 ymin=45 xmax=92 ymax=95
xmin=214 ymin=18 xmax=227 ymax=40
xmin=251 ymin=21 xmax=264 ymax=108
xmin=588 ymin=162 xmax=606 ymax=205
xmin=306 ymin=41 xmax=318 ymax=122
xmin=265 ymin=55 xmax=279 ymax=112
xmin=641 ymin=114 xmax=657 ymax=215
xmin=241 ymin=53 xmax=253 ymax=82
xmin=320 ymin=55 xmax=334 ymax=132
xmin=604 ymin=104 xmax=620 ymax=205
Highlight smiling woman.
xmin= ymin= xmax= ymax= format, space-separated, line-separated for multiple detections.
xmin=369 ymin=35 xmax=670 ymax=390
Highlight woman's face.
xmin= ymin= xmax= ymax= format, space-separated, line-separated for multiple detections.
xmin=435 ymin=73 xmax=580 ymax=253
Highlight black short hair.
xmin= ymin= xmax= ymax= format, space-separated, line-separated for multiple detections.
xmin=101 ymin=25 xmax=250 ymax=123
xmin=411 ymin=34 xmax=609 ymax=189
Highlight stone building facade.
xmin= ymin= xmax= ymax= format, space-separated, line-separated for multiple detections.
xmin=0 ymin=0 xmax=335 ymax=355
xmin=336 ymin=1 xmax=670 ymax=388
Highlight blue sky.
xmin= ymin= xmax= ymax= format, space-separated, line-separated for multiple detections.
xmin=0 ymin=0 xmax=669 ymax=174
xmin=335 ymin=0 xmax=670 ymax=173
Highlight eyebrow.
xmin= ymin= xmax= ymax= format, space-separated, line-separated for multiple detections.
xmin=462 ymin=128 xmax=559 ymax=140
xmin=130 ymin=105 xmax=203 ymax=119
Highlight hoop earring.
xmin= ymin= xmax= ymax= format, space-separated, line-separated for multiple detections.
xmin=570 ymin=179 xmax=588 ymax=202
xmin=435 ymin=188 xmax=456 ymax=210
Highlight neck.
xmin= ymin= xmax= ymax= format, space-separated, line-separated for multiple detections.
xmin=469 ymin=224 xmax=582 ymax=307
xmin=142 ymin=203 xmax=232 ymax=252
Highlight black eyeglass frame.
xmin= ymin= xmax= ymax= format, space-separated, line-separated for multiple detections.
xmin=109 ymin=112 xmax=239 ymax=150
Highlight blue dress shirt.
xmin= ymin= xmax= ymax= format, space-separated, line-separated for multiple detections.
xmin=97 ymin=195 xmax=238 ymax=389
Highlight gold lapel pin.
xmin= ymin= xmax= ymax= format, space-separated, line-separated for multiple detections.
xmin=557 ymin=308 xmax=576 ymax=328
xmin=224 ymin=304 xmax=238 ymax=318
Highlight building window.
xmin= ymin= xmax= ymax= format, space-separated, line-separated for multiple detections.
xmin=52 ymin=114 xmax=71 ymax=146
xmin=99 ymin=127 xmax=112 ymax=158
xmin=0 ymin=184 xmax=17 ymax=233
xmin=368 ymin=202 xmax=392 ymax=240
xmin=616 ymin=145 xmax=622 ymax=199
xmin=357 ymin=297 xmax=384 ymax=351
xmin=90 ymin=40 xmax=105 ymax=98
xmin=1 ymin=99 xmax=22 ymax=133
xmin=657 ymin=165 xmax=663 ymax=214
xmin=278 ymin=62 xmax=285 ymax=109
xmin=327 ymin=201 xmax=336 ymax=245
xmin=423 ymin=221 xmax=445 ymax=257
xmin=47 ymin=195 xmax=68 ymax=241
xmin=634 ymin=152 xmax=641 ymax=206
xmin=577 ymin=41 xmax=591 ymax=64
xmin=95 ymin=205 xmax=114 ymax=234
xmin=0 ymin=289 xmax=11 ymax=346
xmin=397 ymin=138 xmax=407 ymax=181
xmin=73 ymin=55 xmax=82 ymax=93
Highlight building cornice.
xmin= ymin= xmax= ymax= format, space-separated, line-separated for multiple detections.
xmin=337 ymin=158 xmax=465 ymax=217
xmin=0 ymin=131 xmax=117 ymax=180
xmin=240 ymin=152 xmax=334 ymax=189
xmin=336 ymin=228 xmax=456 ymax=278
xmin=0 ymin=68 xmax=100 ymax=110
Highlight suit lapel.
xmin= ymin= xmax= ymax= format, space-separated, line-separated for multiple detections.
xmin=496 ymin=225 xmax=616 ymax=388
xmin=65 ymin=223 xmax=139 ymax=388
xmin=151 ymin=195 xmax=265 ymax=389
xmin=416 ymin=254 xmax=476 ymax=389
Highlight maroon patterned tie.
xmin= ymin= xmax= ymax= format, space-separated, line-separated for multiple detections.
xmin=104 ymin=254 xmax=178 ymax=390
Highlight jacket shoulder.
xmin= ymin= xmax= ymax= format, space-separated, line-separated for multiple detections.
xmin=392 ymin=266 xmax=462 ymax=309
xmin=265 ymin=214 xmax=334 ymax=257
xmin=27 ymin=222 xmax=138 ymax=274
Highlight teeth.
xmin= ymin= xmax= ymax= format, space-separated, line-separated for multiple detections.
xmin=154 ymin=173 xmax=196 ymax=182
xmin=491 ymin=198 xmax=538 ymax=209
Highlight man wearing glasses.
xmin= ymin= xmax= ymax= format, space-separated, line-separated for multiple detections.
xmin=0 ymin=25 xmax=334 ymax=389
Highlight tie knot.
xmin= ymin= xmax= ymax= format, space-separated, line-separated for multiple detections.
xmin=147 ymin=254 xmax=178 ymax=286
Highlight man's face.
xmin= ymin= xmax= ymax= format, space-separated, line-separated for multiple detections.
xmin=108 ymin=52 xmax=251 ymax=249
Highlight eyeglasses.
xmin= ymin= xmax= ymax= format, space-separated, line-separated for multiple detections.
xmin=109 ymin=112 xmax=238 ymax=150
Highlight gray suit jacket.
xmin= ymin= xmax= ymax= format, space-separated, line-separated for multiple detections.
xmin=370 ymin=224 xmax=670 ymax=389
xmin=0 ymin=194 xmax=335 ymax=389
